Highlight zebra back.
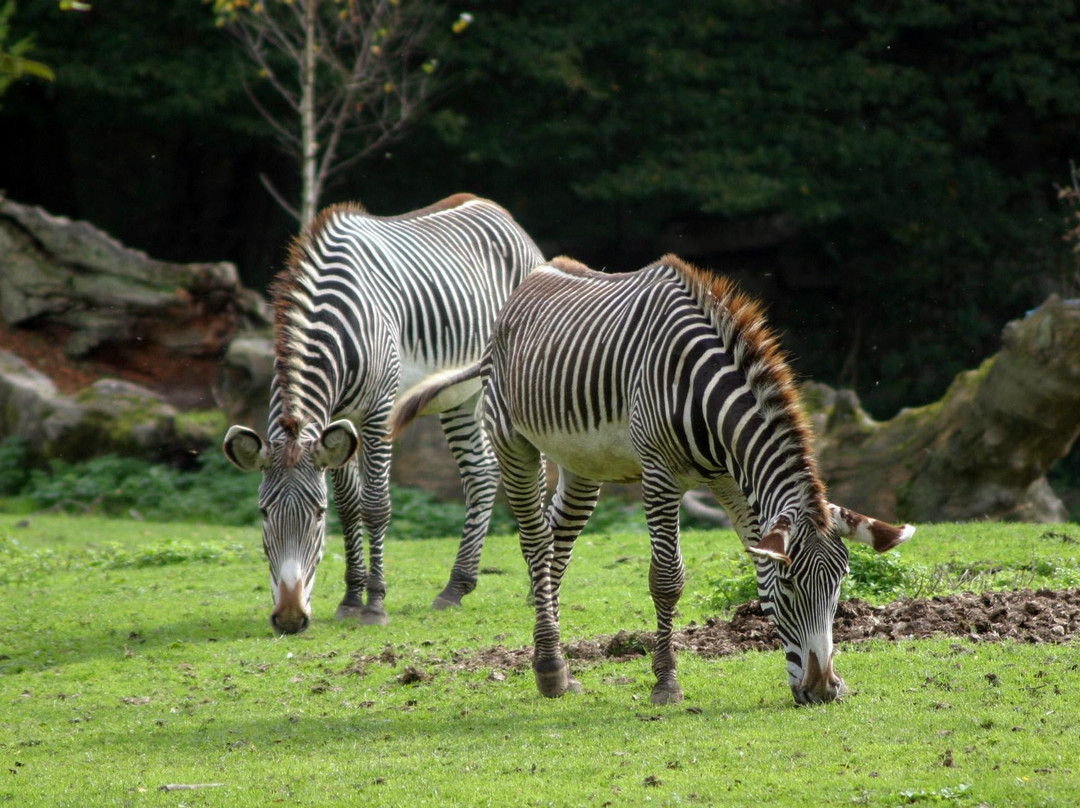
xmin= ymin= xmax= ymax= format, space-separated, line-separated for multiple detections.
xmin=268 ymin=194 xmax=543 ymax=440
xmin=486 ymin=254 xmax=830 ymax=536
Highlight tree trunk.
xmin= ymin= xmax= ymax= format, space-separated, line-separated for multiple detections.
xmin=300 ymin=0 xmax=319 ymax=227
xmin=808 ymin=295 xmax=1080 ymax=523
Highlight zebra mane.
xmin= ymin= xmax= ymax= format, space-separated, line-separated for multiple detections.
xmin=547 ymin=255 xmax=592 ymax=275
xmin=662 ymin=254 xmax=831 ymax=534
xmin=269 ymin=203 xmax=371 ymax=440
xmin=269 ymin=194 xmax=486 ymax=440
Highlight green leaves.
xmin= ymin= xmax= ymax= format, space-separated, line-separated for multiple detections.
xmin=0 ymin=0 xmax=54 ymax=99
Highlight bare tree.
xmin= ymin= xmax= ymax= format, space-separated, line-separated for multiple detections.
xmin=211 ymin=0 xmax=456 ymax=225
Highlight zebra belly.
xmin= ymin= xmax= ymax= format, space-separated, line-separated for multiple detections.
xmin=518 ymin=424 xmax=643 ymax=483
xmin=397 ymin=357 xmax=439 ymax=397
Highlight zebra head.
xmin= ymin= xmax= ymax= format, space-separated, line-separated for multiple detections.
xmin=223 ymin=420 xmax=360 ymax=635
xmin=749 ymin=507 xmax=914 ymax=705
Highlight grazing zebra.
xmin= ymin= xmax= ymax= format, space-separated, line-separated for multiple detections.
xmin=223 ymin=194 xmax=544 ymax=634
xmin=389 ymin=254 xmax=913 ymax=705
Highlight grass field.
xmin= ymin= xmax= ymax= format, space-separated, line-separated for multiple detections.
xmin=2 ymin=514 xmax=1078 ymax=807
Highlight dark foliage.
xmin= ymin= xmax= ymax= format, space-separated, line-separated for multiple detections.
xmin=1 ymin=0 xmax=1079 ymax=418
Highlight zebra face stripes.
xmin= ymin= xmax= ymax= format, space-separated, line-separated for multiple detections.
xmin=389 ymin=253 xmax=914 ymax=704
xmin=754 ymin=526 xmax=850 ymax=704
xmin=225 ymin=194 xmax=543 ymax=633
xmin=225 ymin=420 xmax=358 ymax=634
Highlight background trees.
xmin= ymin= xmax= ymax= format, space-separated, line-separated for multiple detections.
xmin=1 ymin=0 xmax=1078 ymax=419
xmin=209 ymin=0 xmax=448 ymax=226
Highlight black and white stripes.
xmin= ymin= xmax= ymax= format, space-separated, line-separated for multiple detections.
xmin=224 ymin=194 xmax=543 ymax=633
xmin=391 ymin=252 xmax=913 ymax=704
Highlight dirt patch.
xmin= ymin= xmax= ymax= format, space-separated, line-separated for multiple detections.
xmin=457 ymin=589 xmax=1080 ymax=674
xmin=0 ymin=320 xmax=218 ymax=406
xmin=0 ymin=321 xmax=100 ymax=393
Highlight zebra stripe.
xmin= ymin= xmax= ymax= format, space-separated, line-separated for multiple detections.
xmin=391 ymin=252 xmax=913 ymax=704
xmin=224 ymin=194 xmax=543 ymax=633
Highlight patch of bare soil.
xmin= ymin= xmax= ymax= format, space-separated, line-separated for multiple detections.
xmin=460 ymin=589 xmax=1080 ymax=674
xmin=0 ymin=319 xmax=218 ymax=405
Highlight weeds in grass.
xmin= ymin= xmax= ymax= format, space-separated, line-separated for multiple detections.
xmin=898 ymin=782 xmax=972 ymax=804
xmin=693 ymin=539 xmax=1080 ymax=612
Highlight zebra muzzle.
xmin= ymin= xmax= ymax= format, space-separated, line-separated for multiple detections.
xmin=271 ymin=577 xmax=311 ymax=634
xmin=795 ymin=650 xmax=845 ymax=704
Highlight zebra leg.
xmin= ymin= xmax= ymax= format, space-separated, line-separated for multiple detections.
xmin=500 ymin=436 xmax=570 ymax=698
xmin=642 ymin=472 xmax=686 ymax=705
xmin=356 ymin=423 xmax=392 ymax=625
xmin=431 ymin=403 xmax=501 ymax=610
xmin=331 ymin=458 xmax=369 ymax=620
xmin=544 ymin=470 xmax=601 ymax=695
xmin=547 ymin=469 xmax=601 ymax=620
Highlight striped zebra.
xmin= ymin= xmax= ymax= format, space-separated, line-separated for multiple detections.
xmin=223 ymin=194 xmax=544 ymax=634
xmin=390 ymin=254 xmax=913 ymax=705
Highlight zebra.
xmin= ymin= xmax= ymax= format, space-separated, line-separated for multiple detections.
xmin=222 ymin=194 xmax=544 ymax=634
xmin=389 ymin=254 xmax=914 ymax=705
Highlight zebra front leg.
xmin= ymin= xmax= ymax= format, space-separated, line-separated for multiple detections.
xmin=331 ymin=458 xmax=369 ymax=620
xmin=642 ymin=473 xmax=686 ymax=705
xmin=432 ymin=404 xmax=500 ymax=610
xmin=356 ymin=424 xmax=392 ymax=625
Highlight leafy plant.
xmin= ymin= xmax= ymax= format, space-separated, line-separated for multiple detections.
xmin=0 ymin=441 xmax=260 ymax=525
xmin=0 ymin=0 xmax=54 ymax=100
xmin=842 ymin=545 xmax=915 ymax=601
xmin=0 ymin=435 xmax=31 ymax=494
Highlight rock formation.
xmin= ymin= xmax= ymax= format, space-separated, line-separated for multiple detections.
xmin=0 ymin=195 xmax=269 ymax=409
xmin=808 ymin=295 xmax=1080 ymax=523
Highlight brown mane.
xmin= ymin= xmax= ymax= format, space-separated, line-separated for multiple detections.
xmin=660 ymin=254 xmax=830 ymax=533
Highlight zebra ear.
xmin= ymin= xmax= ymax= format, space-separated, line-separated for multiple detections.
xmin=223 ymin=426 xmax=271 ymax=472
xmin=315 ymin=420 xmax=359 ymax=469
xmin=829 ymin=503 xmax=915 ymax=553
xmin=747 ymin=517 xmax=792 ymax=566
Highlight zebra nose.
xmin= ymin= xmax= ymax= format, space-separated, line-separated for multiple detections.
xmin=271 ymin=576 xmax=311 ymax=634
xmin=271 ymin=610 xmax=310 ymax=634
xmin=793 ymin=650 xmax=846 ymax=704
xmin=272 ymin=570 xmax=311 ymax=635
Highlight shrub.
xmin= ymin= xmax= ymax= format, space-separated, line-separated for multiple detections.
xmin=0 ymin=436 xmax=31 ymax=495
xmin=0 ymin=438 xmax=651 ymax=537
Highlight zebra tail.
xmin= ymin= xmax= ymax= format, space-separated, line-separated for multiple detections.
xmin=386 ymin=363 xmax=484 ymax=441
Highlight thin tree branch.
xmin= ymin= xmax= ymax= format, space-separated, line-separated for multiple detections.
xmin=260 ymin=173 xmax=301 ymax=223
xmin=218 ymin=0 xmax=445 ymax=221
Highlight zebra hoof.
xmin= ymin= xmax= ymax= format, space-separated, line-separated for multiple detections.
xmin=650 ymin=681 xmax=684 ymax=705
xmin=534 ymin=658 xmax=570 ymax=698
xmin=431 ymin=591 xmax=462 ymax=610
xmin=567 ymin=675 xmax=584 ymax=695
xmin=335 ymin=603 xmax=367 ymax=621
xmin=358 ymin=606 xmax=389 ymax=626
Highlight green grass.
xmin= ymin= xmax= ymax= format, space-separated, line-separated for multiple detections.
xmin=2 ymin=516 xmax=1078 ymax=807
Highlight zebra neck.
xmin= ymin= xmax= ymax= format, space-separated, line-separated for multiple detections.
xmin=718 ymin=414 xmax=829 ymax=538
xmin=266 ymin=380 xmax=336 ymax=442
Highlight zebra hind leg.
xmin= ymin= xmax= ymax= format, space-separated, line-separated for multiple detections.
xmin=500 ymin=436 xmax=572 ymax=698
xmin=643 ymin=472 xmax=686 ymax=705
xmin=545 ymin=470 xmax=602 ymax=694
xmin=432 ymin=405 xmax=500 ymax=610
